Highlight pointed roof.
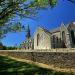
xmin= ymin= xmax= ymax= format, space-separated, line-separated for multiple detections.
xmin=38 ymin=26 xmax=51 ymax=34
xmin=42 ymin=27 xmax=51 ymax=34
xmin=66 ymin=22 xmax=75 ymax=28
xmin=50 ymin=22 xmax=66 ymax=33
xmin=51 ymin=22 xmax=75 ymax=33
xmin=61 ymin=22 xmax=65 ymax=25
xmin=36 ymin=22 xmax=75 ymax=34
xmin=50 ymin=27 xmax=60 ymax=33
xmin=73 ymin=22 xmax=75 ymax=25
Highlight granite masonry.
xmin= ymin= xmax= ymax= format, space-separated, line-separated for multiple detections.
xmin=0 ymin=49 xmax=75 ymax=72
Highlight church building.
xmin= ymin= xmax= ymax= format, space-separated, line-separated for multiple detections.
xmin=21 ymin=22 xmax=75 ymax=50
xmin=34 ymin=22 xmax=75 ymax=49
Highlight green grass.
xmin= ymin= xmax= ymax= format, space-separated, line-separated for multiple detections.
xmin=0 ymin=56 xmax=74 ymax=75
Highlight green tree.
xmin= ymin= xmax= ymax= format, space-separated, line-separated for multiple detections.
xmin=6 ymin=46 xmax=17 ymax=50
xmin=0 ymin=42 xmax=17 ymax=50
xmin=0 ymin=42 xmax=7 ymax=50
xmin=0 ymin=0 xmax=74 ymax=39
xmin=0 ymin=42 xmax=4 ymax=50
xmin=0 ymin=0 xmax=57 ymax=39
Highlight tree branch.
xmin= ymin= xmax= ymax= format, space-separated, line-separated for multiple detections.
xmin=67 ymin=0 xmax=75 ymax=4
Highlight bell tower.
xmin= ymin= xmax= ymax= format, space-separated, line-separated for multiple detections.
xmin=25 ymin=25 xmax=31 ymax=39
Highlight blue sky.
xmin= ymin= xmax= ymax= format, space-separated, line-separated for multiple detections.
xmin=1 ymin=0 xmax=75 ymax=46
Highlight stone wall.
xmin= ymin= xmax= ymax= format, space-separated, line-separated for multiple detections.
xmin=0 ymin=49 xmax=75 ymax=70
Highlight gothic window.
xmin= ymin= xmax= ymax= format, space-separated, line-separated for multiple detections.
xmin=53 ymin=35 xmax=55 ymax=43
xmin=71 ymin=30 xmax=75 ymax=44
xmin=52 ymin=35 xmax=55 ymax=48
xmin=62 ymin=31 xmax=66 ymax=43
xmin=62 ymin=31 xmax=66 ymax=48
xmin=37 ymin=33 xmax=40 ymax=46
xmin=56 ymin=37 xmax=58 ymax=43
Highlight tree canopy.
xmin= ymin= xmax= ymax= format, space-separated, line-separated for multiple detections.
xmin=0 ymin=0 xmax=57 ymax=39
xmin=0 ymin=0 xmax=75 ymax=39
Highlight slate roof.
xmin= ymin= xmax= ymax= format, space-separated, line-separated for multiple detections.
xmin=38 ymin=26 xmax=51 ymax=34
xmin=64 ymin=22 xmax=75 ymax=28
xmin=50 ymin=27 xmax=60 ymax=33
xmin=38 ymin=22 xmax=75 ymax=34
xmin=42 ymin=28 xmax=51 ymax=34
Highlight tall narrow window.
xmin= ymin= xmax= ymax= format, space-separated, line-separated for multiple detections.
xmin=37 ymin=34 xmax=40 ymax=46
xmin=53 ymin=35 xmax=55 ymax=48
xmin=56 ymin=37 xmax=58 ymax=43
xmin=53 ymin=35 xmax=55 ymax=43
xmin=62 ymin=31 xmax=66 ymax=43
xmin=71 ymin=30 xmax=75 ymax=44
xmin=62 ymin=31 xmax=66 ymax=48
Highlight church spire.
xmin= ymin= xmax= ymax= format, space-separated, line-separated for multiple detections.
xmin=26 ymin=25 xmax=31 ymax=39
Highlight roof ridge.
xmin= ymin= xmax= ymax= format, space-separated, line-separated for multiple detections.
xmin=38 ymin=26 xmax=51 ymax=34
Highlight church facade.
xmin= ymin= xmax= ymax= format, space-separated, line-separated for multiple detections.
xmin=21 ymin=22 xmax=75 ymax=50
xmin=34 ymin=22 xmax=75 ymax=49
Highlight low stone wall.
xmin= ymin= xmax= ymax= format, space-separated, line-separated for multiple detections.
xmin=0 ymin=49 xmax=75 ymax=72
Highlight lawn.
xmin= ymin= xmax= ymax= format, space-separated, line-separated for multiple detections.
xmin=0 ymin=56 xmax=74 ymax=75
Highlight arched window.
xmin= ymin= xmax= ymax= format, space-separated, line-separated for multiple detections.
xmin=52 ymin=35 xmax=55 ymax=48
xmin=71 ymin=30 xmax=75 ymax=44
xmin=37 ymin=34 xmax=40 ymax=46
xmin=62 ymin=31 xmax=66 ymax=43
xmin=62 ymin=31 xmax=66 ymax=48
xmin=59 ymin=38 xmax=61 ymax=43
xmin=53 ymin=35 xmax=55 ymax=43
xmin=56 ymin=37 xmax=58 ymax=43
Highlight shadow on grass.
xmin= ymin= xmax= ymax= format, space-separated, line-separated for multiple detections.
xmin=0 ymin=56 xmax=74 ymax=75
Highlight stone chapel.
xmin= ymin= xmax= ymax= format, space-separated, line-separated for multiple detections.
xmin=21 ymin=22 xmax=75 ymax=50
xmin=34 ymin=22 xmax=75 ymax=49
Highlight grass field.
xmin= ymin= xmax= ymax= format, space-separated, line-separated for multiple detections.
xmin=0 ymin=56 xmax=74 ymax=75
